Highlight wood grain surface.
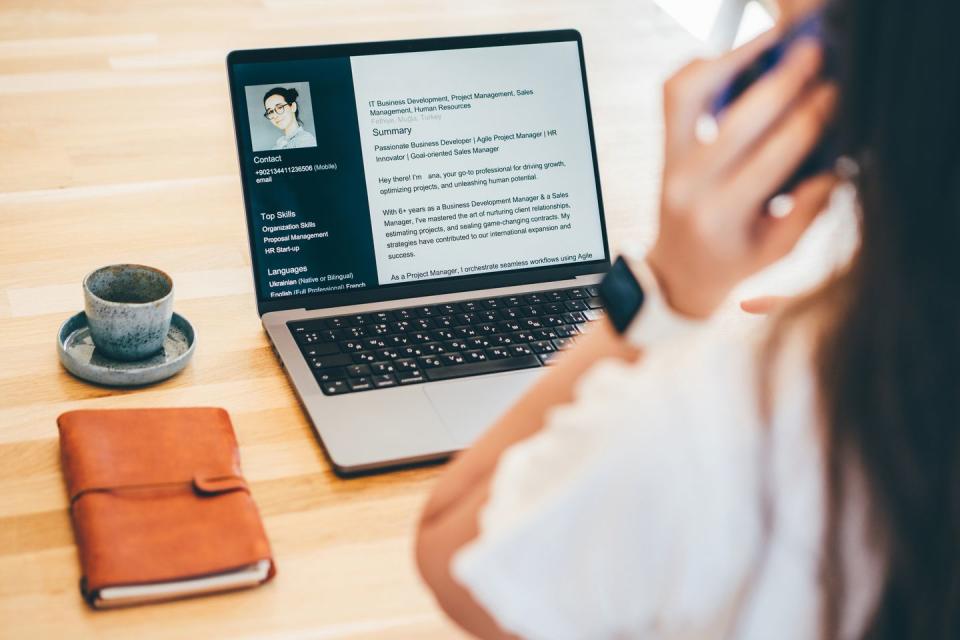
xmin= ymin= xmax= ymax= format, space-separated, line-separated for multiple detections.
xmin=0 ymin=1 xmax=699 ymax=637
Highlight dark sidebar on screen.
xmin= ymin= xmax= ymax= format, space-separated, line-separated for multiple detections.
xmin=233 ymin=57 xmax=378 ymax=302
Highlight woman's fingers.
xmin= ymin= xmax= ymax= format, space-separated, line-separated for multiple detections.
xmin=718 ymin=82 xmax=838 ymax=219
xmin=663 ymin=27 xmax=782 ymax=160
xmin=754 ymin=172 xmax=839 ymax=265
xmin=686 ymin=41 xmax=823 ymax=185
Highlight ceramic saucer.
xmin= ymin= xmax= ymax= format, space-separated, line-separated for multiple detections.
xmin=57 ymin=311 xmax=196 ymax=387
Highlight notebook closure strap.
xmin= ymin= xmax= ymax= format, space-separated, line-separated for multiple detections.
xmin=69 ymin=474 xmax=249 ymax=506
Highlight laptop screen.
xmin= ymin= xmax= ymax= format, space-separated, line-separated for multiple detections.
xmin=228 ymin=32 xmax=608 ymax=311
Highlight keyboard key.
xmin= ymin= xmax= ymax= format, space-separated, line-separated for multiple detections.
xmin=534 ymin=328 xmax=560 ymax=340
xmin=412 ymin=318 xmax=434 ymax=330
xmin=453 ymin=326 xmax=478 ymax=338
xmin=397 ymin=369 xmax=426 ymax=384
xmin=367 ymin=311 xmax=395 ymax=323
xmin=419 ymin=355 xmax=445 ymax=368
xmin=565 ymin=299 xmax=588 ymax=311
xmin=375 ymin=348 xmax=401 ymax=360
xmin=500 ymin=307 xmax=522 ymax=319
xmin=344 ymin=326 xmax=367 ymax=338
xmin=477 ymin=323 xmax=499 ymax=335
xmin=480 ymin=298 xmax=501 ymax=309
xmin=348 ymin=377 xmax=373 ymax=391
xmin=460 ymin=301 xmax=480 ymax=312
xmin=520 ymin=318 xmax=545 ymax=330
xmin=421 ymin=342 xmax=447 ymax=354
xmin=444 ymin=339 xmax=468 ymax=351
xmin=408 ymin=331 xmax=432 ymax=344
xmin=371 ymin=361 xmax=396 ymax=375
xmin=552 ymin=338 xmax=574 ymax=350
xmin=303 ymin=342 xmax=341 ymax=357
xmin=555 ymin=325 xmax=577 ymax=338
xmin=373 ymin=374 xmax=398 ymax=388
xmin=531 ymin=340 xmax=556 ymax=354
xmin=440 ymin=352 xmax=466 ymax=366
xmin=395 ymin=309 xmax=416 ymax=321
xmin=545 ymin=290 xmax=566 ymax=302
xmin=346 ymin=364 xmax=371 ymax=377
xmin=416 ymin=305 xmax=438 ymax=317
xmin=325 ymin=317 xmax=352 ymax=329
xmin=339 ymin=340 xmax=365 ymax=353
xmin=314 ymin=367 xmax=346 ymax=383
xmin=509 ymin=344 xmax=534 ymax=357
xmin=463 ymin=349 xmax=488 ymax=363
xmin=486 ymin=347 xmax=511 ymax=359
xmin=434 ymin=316 xmax=455 ymax=328
xmin=500 ymin=296 xmax=523 ymax=307
xmin=432 ymin=329 xmax=456 ymax=341
xmin=524 ymin=293 xmax=545 ymax=305
xmin=352 ymin=352 xmax=377 ymax=364
xmin=498 ymin=320 xmax=522 ymax=333
xmin=385 ymin=335 xmax=410 ymax=346
xmin=542 ymin=315 xmax=565 ymax=327
xmin=466 ymin=336 xmax=492 ymax=349
xmin=478 ymin=310 xmax=501 ymax=322
xmin=438 ymin=303 xmax=460 ymax=315
xmin=512 ymin=330 xmax=536 ymax=342
xmin=321 ymin=380 xmax=350 ymax=395
xmin=587 ymin=297 xmax=604 ymax=309
xmin=394 ymin=358 xmax=419 ymax=372
xmin=368 ymin=323 xmax=391 ymax=336
xmin=567 ymin=288 xmax=587 ymax=299
xmin=309 ymin=354 xmax=353 ymax=369
xmin=399 ymin=345 xmax=427 ymax=358
xmin=389 ymin=320 xmax=412 ymax=333
xmin=347 ymin=314 xmax=367 ymax=325
xmin=584 ymin=309 xmax=606 ymax=321
xmin=424 ymin=355 xmax=541 ymax=381
xmin=293 ymin=331 xmax=321 ymax=345
xmin=456 ymin=312 xmax=479 ymax=325
xmin=542 ymin=302 xmax=565 ymax=315
xmin=490 ymin=334 xmax=516 ymax=346
xmin=586 ymin=285 xmax=600 ymax=297
xmin=364 ymin=337 xmax=388 ymax=350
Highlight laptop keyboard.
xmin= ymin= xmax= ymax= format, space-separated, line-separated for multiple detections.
xmin=287 ymin=286 xmax=605 ymax=395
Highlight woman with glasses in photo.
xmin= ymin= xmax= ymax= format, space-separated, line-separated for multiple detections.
xmin=263 ymin=86 xmax=317 ymax=150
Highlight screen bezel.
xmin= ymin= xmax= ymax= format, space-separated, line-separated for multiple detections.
xmin=226 ymin=29 xmax=610 ymax=316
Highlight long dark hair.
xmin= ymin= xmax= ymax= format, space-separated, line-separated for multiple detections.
xmin=773 ymin=1 xmax=960 ymax=637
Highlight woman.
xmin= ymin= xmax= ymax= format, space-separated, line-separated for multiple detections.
xmin=416 ymin=0 xmax=960 ymax=638
xmin=263 ymin=86 xmax=317 ymax=150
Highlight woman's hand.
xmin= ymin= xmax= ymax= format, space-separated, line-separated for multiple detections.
xmin=646 ymin=30 xmax=839 ymax=318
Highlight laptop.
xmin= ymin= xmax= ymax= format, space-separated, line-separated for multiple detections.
xmin=226 ymin=29 xmax=610 ymax=474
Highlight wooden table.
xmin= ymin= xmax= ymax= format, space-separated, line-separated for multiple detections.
xmin=0 ymin=2 xmax=697 ymax=637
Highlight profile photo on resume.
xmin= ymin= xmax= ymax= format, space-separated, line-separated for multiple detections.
xmin=245 ymin=82 xmax=318 ymax=152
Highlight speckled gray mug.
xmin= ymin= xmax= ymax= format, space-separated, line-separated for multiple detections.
xmin=83 ymin=264 xmax=174 ymax=361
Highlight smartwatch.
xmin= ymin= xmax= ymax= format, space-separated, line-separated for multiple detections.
xmin=598 ymin=256 xmax=704 ymax=347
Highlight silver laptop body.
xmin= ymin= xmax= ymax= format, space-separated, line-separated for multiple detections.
xmin=228 ymin=30 xmax=610 ymax=474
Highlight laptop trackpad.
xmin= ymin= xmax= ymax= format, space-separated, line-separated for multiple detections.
xmin=424 ymin=370 xmax=542 ymax=448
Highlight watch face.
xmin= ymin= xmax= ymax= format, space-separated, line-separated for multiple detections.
xmin=599 ymin=257 xmax=645 ymax=333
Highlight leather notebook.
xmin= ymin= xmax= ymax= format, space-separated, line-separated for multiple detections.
xmin=57 ymin=407 xmax=276 ymax=608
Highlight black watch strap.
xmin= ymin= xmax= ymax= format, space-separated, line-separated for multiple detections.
xmin=598 ymin=256 xmax=646 ymax=334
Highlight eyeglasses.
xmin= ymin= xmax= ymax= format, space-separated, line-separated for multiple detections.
xmin=263 ymin=103 xmax=291 ymax=119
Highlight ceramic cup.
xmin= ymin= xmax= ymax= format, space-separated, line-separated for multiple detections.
xmin=82 ymin=264 xmax=174 ymax=361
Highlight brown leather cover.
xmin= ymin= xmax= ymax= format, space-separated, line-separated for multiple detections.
xmin=57 ymin=407 xmax=276 ymax=607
